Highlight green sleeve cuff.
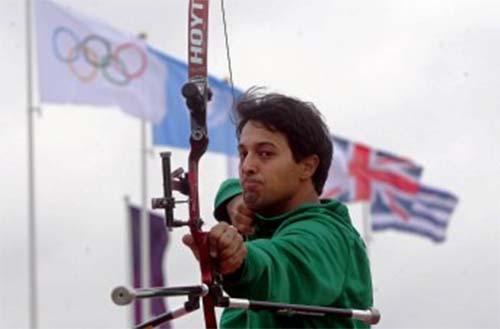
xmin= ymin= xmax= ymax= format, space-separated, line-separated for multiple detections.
xmin=236 ymin=241 xmax=263 ymax=285
xmin=213 ymin=178 xmax=242 ymax=222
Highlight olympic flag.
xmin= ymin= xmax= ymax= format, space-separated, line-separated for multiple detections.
xmin=34 ymin=0 xmax=167 ymax=123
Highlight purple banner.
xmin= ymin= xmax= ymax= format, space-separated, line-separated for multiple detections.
xmin=129 ymin=205 xmax=171 ymax=328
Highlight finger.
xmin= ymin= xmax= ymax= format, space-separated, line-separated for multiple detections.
xmin=229 ymin=205 xmax=254 ymax=221
xmin=209 ymin=222 xmax=229 ymax=258
xmin=230 ymin=211 xmax=254 ymax=235
xmin=234 ymin=221 xmax=255 ymax=235
xmin=182 ymin=233 xmax=194 ymax=247
xmin=182 ymin=234 xmax=200 ymax=260
xmin=217 ymin=225 xmax=239 ymax=250
xmin=219 ymin=232 xmax=244 ymax=261
xmin=232 ymin=212 xmax=253 ymax=226
xmin=220 ymin=243 xmax=247 ymax=275
xmin=237 ymin=203 xmax=254 ymax=217
xmin=228 ymin=195 xmax=254 ymax=218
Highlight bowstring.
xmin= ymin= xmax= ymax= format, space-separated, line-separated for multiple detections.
xmin=220 ymin=0 xmax=236 ymax=108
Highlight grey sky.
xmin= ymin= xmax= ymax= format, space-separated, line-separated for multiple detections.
xmin=1 ymin=0 xmax=499 ymax=328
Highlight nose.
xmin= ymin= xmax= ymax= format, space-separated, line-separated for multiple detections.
xmin=240 ymin=152 xmax=258 ymax=176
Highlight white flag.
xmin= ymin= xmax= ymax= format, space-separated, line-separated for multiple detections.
xmin=35 ymin=0 xmax=167 ymax=123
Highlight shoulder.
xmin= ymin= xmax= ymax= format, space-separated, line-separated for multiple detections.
xmin=277 ymin=200 xmax=352 ymax=234
xmin=273 ymin=200 xmax=358 ymax=247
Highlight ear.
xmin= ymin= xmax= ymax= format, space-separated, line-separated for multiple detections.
xmin=299 ymin=154 xmax=320 ymax=180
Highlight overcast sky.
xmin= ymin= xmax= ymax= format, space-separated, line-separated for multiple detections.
xmin=1 ymin=0 xmax=499 ymax=328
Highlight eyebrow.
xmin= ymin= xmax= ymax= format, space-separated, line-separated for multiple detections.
xmin=238 ymin=141 xmax=277 ymax=149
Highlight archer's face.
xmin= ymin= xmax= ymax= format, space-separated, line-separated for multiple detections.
xmin=238 ymin=120 xmax=306 ymax=216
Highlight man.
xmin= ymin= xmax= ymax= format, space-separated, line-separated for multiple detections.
xmin=183 ymin=89 xmax=373 ymax=328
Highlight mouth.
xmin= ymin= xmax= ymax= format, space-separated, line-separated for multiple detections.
xmin=242 ymin=179 xmax=261 ymax=207
xmin=242 ymin=179 xmax=262 ymax=191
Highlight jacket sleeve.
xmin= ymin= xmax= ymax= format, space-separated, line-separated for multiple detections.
xmin=223 ymin=217 xmax=350 ymax=306
xmin=213 ymin=178 xmax=242 ymax=222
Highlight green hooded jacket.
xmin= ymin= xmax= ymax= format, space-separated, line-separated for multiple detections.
xmin=213 ymin=179 xmax=374 ymax=329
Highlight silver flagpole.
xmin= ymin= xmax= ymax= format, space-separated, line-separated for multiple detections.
xmin=124 ymin=195 xmax=135 ymax=328
xmin=138 ymin=30 xmax=151 ymax=319
xmin=25 ymin=0 xmax=38 ymax=328
xmin=362 ymin=202 xmax=372 ymax=255
xmin=140 ymin=117 xmax=151 ymax=319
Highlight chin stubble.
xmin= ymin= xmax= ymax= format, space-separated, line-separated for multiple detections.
xmin=243 ymin=191 xmax=259 ymax=207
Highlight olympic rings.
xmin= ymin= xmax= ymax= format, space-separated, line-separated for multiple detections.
xmin=52 ymin=27 xmax=80 ymax=62
xmin=114 ymin=43 xmax=148 ymax=79
xmin=81 ymin=34 xmax=112 ymax=68
xmin=102 ymin=54 xmax=130 ymax=86
xmin=51 ymin=26 xmax=149 ymax=86
xmin=68 ymin=46 xmax=98 ymax=82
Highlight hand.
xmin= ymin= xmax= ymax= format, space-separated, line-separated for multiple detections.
xmin=227 ymin=194 xmax=255 ymax=235
xmin=182 ymin=222 xmax=247 ymax=275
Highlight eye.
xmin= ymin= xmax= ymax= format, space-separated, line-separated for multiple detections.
xmin=258 ymin=151 xmax=274 ymax=158
xmin=238 ymin=150 xmax=248 ymax=160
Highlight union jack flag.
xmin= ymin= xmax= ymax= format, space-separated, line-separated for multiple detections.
xmin=322 ymin=136 xmax=423 ymax=203
xmin=322 ymin=136 xmax=458 ymax=242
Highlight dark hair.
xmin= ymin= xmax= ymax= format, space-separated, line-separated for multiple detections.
xmin=235 ymin=88 xmax=333 ymax=195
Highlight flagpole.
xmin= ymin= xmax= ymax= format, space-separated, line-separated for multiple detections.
xmin=140 ymin=117 xmax=151 ymax=320
xmin=25 ymin=0 xmax=38 ymax=328
xmin=137 ymin=31 xmax=151 ymax=320
xmin=124 ymin=196 xmax=135 ymax=328
xmin=362 ymin=202 xmax=372 ymax=255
